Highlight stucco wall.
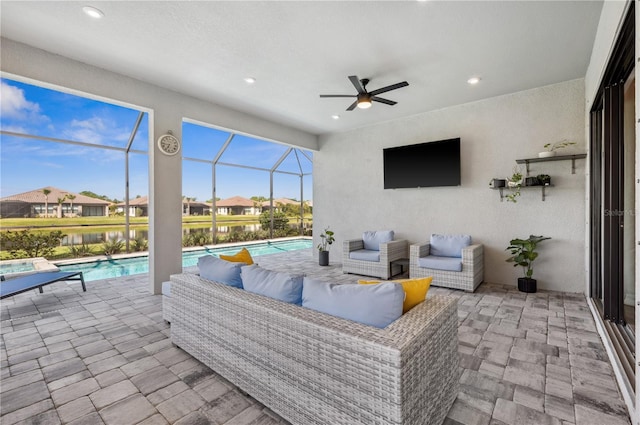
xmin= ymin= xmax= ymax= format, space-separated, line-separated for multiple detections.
xmin=314 ymin=79 xmax=586 ymax=293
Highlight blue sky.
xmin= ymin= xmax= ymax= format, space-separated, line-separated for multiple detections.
xmin=0 ymin=78 xmax=312 ymax=202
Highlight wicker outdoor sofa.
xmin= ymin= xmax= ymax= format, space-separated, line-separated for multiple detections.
xmin=169 ymin=272 xmax=460 ymax=425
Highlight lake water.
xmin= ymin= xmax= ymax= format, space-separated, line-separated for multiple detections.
xmin=60 ymin=223 xmax=309 ymax=246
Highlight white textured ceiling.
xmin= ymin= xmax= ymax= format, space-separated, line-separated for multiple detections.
xmin=1 ymin=1 xmax=603 ymax=136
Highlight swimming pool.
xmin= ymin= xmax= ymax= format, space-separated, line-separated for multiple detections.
xmin=57 ymin=238 xmax=312 ymax=282
xmin=0 ymin=257 xmax=59 ymax=279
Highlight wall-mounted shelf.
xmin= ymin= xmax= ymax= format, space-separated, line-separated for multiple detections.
xmin=491 ymin=185 xmax=553 ymax=202
xmin=515 ymin=154 xmax=587 ymax=176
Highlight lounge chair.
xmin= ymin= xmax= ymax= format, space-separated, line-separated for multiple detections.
xmin=0 ymin=271 xmax=86 ymax=299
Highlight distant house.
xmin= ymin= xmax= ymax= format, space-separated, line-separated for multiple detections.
xmin=0 ymin=186 xmax=110 ymax=218
xmin=115 ymin=196 xmax=149 ymax=217
xmin=182 ymin=199 xmax=211 ymax=216
xmin=216 ymin=196 xmax=261 ymax=215
xmin=262 ymin=198 xmax=312 ymax=213
xmin=115 ymin=196 xmax=211 ymax=217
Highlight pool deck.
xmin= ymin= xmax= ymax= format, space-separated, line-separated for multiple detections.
xmin=0 ymin=249 xmax=632 ymax=425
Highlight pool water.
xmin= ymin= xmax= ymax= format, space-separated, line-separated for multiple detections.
xmin=58 ymin=239 xmax=312 ymax=281
xmin=0 ymin=261 xmax=36 ymax=274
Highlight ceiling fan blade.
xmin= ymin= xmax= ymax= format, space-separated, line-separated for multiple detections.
xmin=369 ymin=81 xmax=409 ymax=96
xmin=346 ymin=101 xmax=358 ymax=111
xmin=348 ymin=75 xmax=366 ymax=94
xmin=372 ymin=96 xmax=397 ymax=106
xmin=319 ymin=94 xmax=356 ymax=98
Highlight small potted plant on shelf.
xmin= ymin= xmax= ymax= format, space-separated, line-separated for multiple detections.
xmin=317 ymin=227 xmax=335 ymax=266
xmin=537 ymin=174 xmax=551 ymax=186
xmin=506 ymin=235 xmax=551 ymax=293
xmin=538 ymin=140 xmax=576 ymax=158
xmin=505 ymin=166 xmax=523 ymax=202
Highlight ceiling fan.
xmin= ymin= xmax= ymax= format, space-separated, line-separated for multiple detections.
xmin=320 ymin=75 xmax=409 ymax=111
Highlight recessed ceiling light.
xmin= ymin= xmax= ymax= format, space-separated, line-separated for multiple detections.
xmin=244 ymin=77 xmax=256 ymax=84
xmin=467 ymin=77 xmax=481 ymax=85
xmin=331 ymin=115 xmax=340 ymax=120
xmin=82 ymin=6 xmax=104 ymax=19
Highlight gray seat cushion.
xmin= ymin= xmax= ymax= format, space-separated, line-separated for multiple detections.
xmin=418 ymin=255 xmax=463 ymax=272
xmin=349 ymin=249 xmax=380 ymax=262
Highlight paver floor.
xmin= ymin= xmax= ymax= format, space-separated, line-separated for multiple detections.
xmin=0 ymin=249 xmax=631 ymax=425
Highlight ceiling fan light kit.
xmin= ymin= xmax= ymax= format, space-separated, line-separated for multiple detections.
xmin=357 ymin=95 xmax=372 ymax=109
xmin=320 ymin=75 xmax=409 ymax=111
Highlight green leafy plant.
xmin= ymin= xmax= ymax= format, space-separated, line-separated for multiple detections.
xmin=0 ymin=230 xmax=66 ymax=259
xmin=131 ymin=236 xmax=148 ymax=252
xmin=182 ymin=231 xmax=213 ymax=247
xmin=317 ymin=227 xmax=335 ymax=252
xmin=102 ymin=238 xmax=124 ymax=256
xmin=506 ymin=235 xmax=551 ymax=278
xmin=506 ymin=167 xmax=524 ymax=203
xmin=259 ymin=210 xmax=290 ymax=230
xmin=68 ymin=244 xmax=95 ymax=258
xmin=543 ymin=140 xmax=576 ymax=152
xmin=536 ymin=174 xmax=551 ymax=185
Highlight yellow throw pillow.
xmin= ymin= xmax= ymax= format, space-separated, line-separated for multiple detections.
xmin=359 ymin=277 xmax=433 ymax=313
xmin=220 ymin=247 xmax=254 ymax=265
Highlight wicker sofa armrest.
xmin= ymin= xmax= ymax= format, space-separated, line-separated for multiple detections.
xmin=380 ymin=239 xmax=408 ymax=263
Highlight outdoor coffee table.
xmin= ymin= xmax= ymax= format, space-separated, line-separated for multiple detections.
xmin=0 ymin=271 xmax=86 ymax=299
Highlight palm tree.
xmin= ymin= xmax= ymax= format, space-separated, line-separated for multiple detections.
xmin=184 ymin=196 xmax=195 ymax=216
xmin=57 ymin=195 xmax=67 ymax=218
xmin=42 ymin=188 xmax=51 ymax=218
xmin=66 ymin=194 xmax=76 ymax=216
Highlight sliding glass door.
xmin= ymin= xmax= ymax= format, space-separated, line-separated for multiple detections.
xmin=588 ymin=0 xmax=635 ymax=393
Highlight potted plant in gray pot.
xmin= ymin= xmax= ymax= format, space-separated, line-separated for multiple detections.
xmin=317 ymin=227 xmax=335 ymax=266
xmin=506 ymin=235 xmax=551 ymax=293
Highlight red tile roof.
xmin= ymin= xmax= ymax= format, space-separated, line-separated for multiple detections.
xmin=0 ymin=187 xmax=111 ymax=205
xmin=216 ymin=196 xmax=256 ymax=207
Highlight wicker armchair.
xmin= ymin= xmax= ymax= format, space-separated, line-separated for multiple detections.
xmin=410 ymin=236 xmax=484 ymax=292
xmin=342 ymin=231 xmax=408 ymax=279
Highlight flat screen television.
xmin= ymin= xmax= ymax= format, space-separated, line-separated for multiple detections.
xmin=383 ymin=138 xmax=461 ymax=189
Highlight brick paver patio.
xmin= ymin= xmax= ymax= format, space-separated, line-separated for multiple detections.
xmin=0 ymin=249 xmax=632 ymax=424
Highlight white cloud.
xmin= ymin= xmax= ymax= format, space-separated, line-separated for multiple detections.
xmin=63 ymin=116 xmax=130 ymax=147
xmin=0 ymin=81 xmax=43 ymax=121
xmin=0 ymin=124 xmax=27 ymax=133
